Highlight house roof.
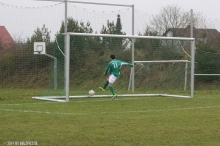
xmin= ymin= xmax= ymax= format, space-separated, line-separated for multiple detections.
xmin=0 ymin=26 xmax=15 ymax=45
xmin=164 ymin=26 xmax=220 ymax=40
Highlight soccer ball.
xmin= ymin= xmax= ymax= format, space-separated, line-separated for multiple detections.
xmin=89 ymin=90 xmax=95 ymax=96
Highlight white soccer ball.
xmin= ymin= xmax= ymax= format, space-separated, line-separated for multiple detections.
xmin=89 ymin=90 xmax=95 ymax=96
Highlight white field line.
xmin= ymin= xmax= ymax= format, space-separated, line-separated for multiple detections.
xmin=0 ymin=106 xmax=220 ymax=116
xmin=0 ymin=100 xmax=110 ymax=106
xmin=0 ymin=98 xmax=140 ymax=106
xmin=0 ymin=102 xmax=61 ymax=106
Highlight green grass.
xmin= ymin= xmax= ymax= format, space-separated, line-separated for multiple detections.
xmin=1 ymin=89 xmax=220 ymax=146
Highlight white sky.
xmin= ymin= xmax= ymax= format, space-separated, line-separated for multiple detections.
xmin=0 ymin=0 xmax=219 ymax=19
xmin=1 ymin=0 xmax=220 ymax=39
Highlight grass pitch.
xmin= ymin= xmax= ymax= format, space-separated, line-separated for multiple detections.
xmin=0 ymin=89 xmax=220 ymax=146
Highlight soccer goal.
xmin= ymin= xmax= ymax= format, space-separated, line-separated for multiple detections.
xmin=32 ymin=32 xmax=195 ymax=102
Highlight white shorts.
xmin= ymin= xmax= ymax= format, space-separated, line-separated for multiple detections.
xmin=108 ymin=74 xmax=117 ymax=84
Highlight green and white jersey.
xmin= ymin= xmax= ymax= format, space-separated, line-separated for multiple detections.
xmin=104 ymin=59 xmax=133 ymax=77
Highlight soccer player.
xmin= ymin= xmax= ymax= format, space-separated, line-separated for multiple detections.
xmin=100 ymin=54 xmax=133 ymax=100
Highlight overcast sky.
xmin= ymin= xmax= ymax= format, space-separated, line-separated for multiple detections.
xmin=1 ymin=0 xmax=220 ymax=39
xmin=1 ymin=0 xmax=220 ymax=28
xmin=0 ymin=0 xmax=220 ymax=19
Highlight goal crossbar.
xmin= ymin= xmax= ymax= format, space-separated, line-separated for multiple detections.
xmin=134 ymin=60 xmax=191 ymax=63
xmin=67 ymin=32 xmax=195 ymax=41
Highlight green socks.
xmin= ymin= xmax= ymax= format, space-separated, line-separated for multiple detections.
xmin=109 ymin=86 xmax=116 ymax=95
xmin=103 ymin=81 xmax=109 ymax=89
xmin=103 ymin=81 xmax=116 ymax=95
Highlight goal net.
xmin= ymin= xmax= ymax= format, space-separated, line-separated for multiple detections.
xmin=129 ymin=60 xmax=191 ymax=93
xmin=33 ymin=32 xmax=195 ymax=101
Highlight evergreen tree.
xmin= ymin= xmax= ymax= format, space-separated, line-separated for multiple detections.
xmin=100 ymin=20 xmax=116 ymax=49
xmin=115 ymin=14 xmax=123 ymax=35
xmin=100 ymin=14 xmax=127 ymax=50
xmin=115 ymin=14 xmax=126 ymax=49
xmin=55 ymin=17 xmax=94 ymax=67
xmin=29 ymin=24 xmax=51 ymax=44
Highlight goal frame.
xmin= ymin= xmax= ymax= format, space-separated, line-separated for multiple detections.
xmin=32 ymin=33 xmax=195 ymax=102
xmin=65 ymin=33 xmax=195 ymax=100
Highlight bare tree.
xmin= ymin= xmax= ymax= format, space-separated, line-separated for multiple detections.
xmin=192 ymin=12 xmax=209 ymax=28
xmin=150 ymin=4 xmax=189 ymax=36
xmin=150 ymin=4 xmax=209 ymax=37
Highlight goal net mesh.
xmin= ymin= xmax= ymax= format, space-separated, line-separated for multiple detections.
xmin=131 ymin=39 xmax=192 ymax=94
xmin=60 ymin=34 xmax=193 ymax=98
